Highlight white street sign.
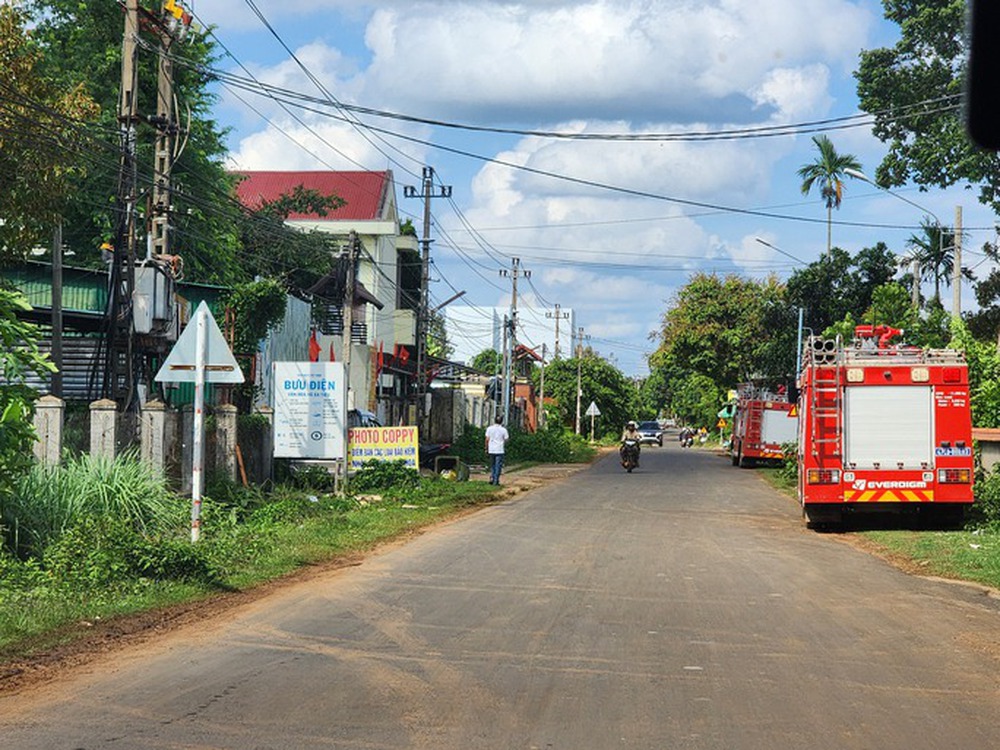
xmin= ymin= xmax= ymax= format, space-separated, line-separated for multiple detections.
xmin=585 ymin=401 xmax=601 ymax=417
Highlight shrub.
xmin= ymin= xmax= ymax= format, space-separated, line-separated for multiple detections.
xmin=351 ymin=460 xmax=420 ymax=493
xmin=451 ymin=425 xmax=594 ymax=465
xmin=777 ymin=442 xmax=798 ymax=485
xmin=3 ymin=450 xmax=180 ymax=559
xmin=43 ymin=516 xmax=218 ymax=588
xmin=970 ymin=467 xmax=1000 ymax=529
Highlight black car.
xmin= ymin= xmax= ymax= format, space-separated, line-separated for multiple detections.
xmin=636 ymin=421 xmax=663 ymax=447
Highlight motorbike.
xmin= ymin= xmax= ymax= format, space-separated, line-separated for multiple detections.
xmin=620 ymin=438 xmax=640 ymax=473
xmin=679 ymin=429 xmax=694 ymax=448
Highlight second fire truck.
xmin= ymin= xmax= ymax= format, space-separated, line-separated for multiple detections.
xmin=797 ymin=325 xmax=974 ymax=527
xmin=730 ymin=383 xmax=797 ymax=467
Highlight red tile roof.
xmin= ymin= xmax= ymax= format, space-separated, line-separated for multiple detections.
xmin=233 ymin=171 xmax=392 ymax=221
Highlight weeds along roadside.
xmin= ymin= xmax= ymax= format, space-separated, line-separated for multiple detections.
xmin=0 ymin=454 xmax=510 ymax=663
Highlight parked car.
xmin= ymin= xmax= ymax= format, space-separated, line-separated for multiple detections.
xmin=636 ymin=420 xmax=664 ymax=447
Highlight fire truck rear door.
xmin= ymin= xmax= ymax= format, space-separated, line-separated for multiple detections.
xmin=844 ymin=385 xmax=933 ymax=469
xmin=761 ymin=408 xmax=797 ymax=446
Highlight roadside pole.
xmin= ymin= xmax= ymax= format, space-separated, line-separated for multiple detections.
xmin=155 ymin=301 xmax=243 ymax=543
xmin=191 ymin=305 xmax=206 ymax=542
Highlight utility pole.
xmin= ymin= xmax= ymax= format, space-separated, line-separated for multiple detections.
xmin=404 ymin=166 xmax=451 ymax=436
xmin=51 ymin=222 xmax=63 ymax=398
xmin=575 ymin=326 xmax=586 ymax=435
xmin=501 ymin=314 xmax=510 ymax=424
xmin=953 ymin=205 xmax=963 ymax=322
xmin=341 ymin=231 xmax=360 ymax=493
xmin=546 ymin=303 xmax=569 ymax=359
xmin=500 ymin=257 xmax=529 ymax=425
xmin=539 ymin=343 xmax=546 ymax=431
xmin=102 ymin=0 xmax=141 ymax=406
xmin=150 ymin=2 xmax=192 ymax=259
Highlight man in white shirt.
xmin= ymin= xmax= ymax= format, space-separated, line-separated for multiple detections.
xmin=484 ymin=415 xmax=510 ymax=486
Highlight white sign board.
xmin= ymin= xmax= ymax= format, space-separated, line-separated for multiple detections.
xmin=273 ymin=362 xmax=346 ymax=459
xmin=585 ymin=401 xmax=601 ymax=417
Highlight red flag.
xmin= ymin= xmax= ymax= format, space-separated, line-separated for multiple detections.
xmin=377 ymin=341 xmax=384 ymax=373
xmin=395 ymin=344 xmax=409 ymax=365
xmin=329 ymin=341 xmax=336 ymax=362
xmin=308 ymin=330 xmax=321 ymax=362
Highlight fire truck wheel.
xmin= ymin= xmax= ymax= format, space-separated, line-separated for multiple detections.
xmin=804 ymin=505 xmax=842 ymax=530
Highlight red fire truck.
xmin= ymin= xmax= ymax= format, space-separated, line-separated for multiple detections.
xmin=798 ymin=325 xmax=974 ymax=527
xmin=730 ymin=384 xmax=797 ymax=467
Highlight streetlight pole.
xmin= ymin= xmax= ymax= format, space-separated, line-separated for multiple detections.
xmin=844 ymin=168 xmax=941 ymax=310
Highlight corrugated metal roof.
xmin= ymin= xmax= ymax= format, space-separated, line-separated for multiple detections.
xmin=6 ymin=262 xmax=108 ymax=313
xmin=233 ymin=171 xmax=391 ymax=221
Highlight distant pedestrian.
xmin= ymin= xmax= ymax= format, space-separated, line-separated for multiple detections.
xmin=485 ymin=415 xmax=510 ymax=486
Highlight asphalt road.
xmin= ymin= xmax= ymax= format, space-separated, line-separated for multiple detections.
xmin=4 ymin=439 xmax=1000 ymax=749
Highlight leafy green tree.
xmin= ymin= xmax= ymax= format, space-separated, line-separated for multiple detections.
xmin=0 ymin=288 xmax=56 ymax=503
xmin=668 ymin=372 xmax=724 ymax=431
xmin=950 ymin=321 xmax=1000 ymax=427
xmin=905 ymin=219 xmax=971 ymax=304
xmin=470 ymin=349 xmax=501 ymax=374
xmin=236 ymin=185 xmax=344 ymax=294
xmin=855 ymin=1 xmax=1000 ymax=212
xmin=967 ymin=242 xmax=1000 ymax=341
xmin=785 ymin=244 xmax=897 ymax=335
xmin=654 ymin=273 xmax=791 ymax=388
xmin=26 ymin=0 xmax=238 ymax=279
xmin=538 ymin=354 xmax=639 ymax=437
xmin=636 ymin=369 xmax=669 ymax=420
xmin=0 ymin=4 xmax=98 ymax=264
xmin=426 ymin=308 xmax=454 ymax=360
xmin=797 ymin=135 xmax=862 ymax=255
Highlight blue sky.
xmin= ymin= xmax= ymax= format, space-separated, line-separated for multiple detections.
xmin=188 ymin=0 xmax=997 ymax=376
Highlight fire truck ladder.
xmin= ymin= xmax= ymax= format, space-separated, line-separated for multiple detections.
xmin=810 ymin=337 xmax=842 ymax=458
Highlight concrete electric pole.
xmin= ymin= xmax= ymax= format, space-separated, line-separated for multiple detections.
xmin=953 ymin=205 xmax=963 ymax=322
xmin=546 ymin=303 xmax=569 ymax=359
xmin=403 ymin=166 xmax=451 ymax=436
xmin=575 ymin=326 xmax=586 ymax=435
xmin=500 ymin=257 xmax=529 ymax=425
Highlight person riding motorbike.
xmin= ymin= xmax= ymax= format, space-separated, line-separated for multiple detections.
xmin=621 ymin=420 xmax=642 ymax=467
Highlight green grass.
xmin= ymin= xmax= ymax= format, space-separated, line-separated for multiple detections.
xmin=857 ymin=530 xmax=1000 ymax=590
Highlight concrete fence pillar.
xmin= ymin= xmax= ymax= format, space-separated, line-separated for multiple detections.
xmin=215 ymin=403 xmax=239 ymax=482
xmin=89 ymin=398 xmax=118 ymax=461
xmin=141 ymin=400 xmax=168 ymax=476
xmin=33 ymin=394 xmax=64 ymax=466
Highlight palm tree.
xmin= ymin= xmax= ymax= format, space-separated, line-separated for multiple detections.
xmin=906 ymin=219 xmax=962 ymax=303
xmin=797 ymin=135 xmax=862 ymax=255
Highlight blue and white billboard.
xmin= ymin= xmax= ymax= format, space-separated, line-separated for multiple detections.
xmin=273 ymin=362 xmax=346 ymax=459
